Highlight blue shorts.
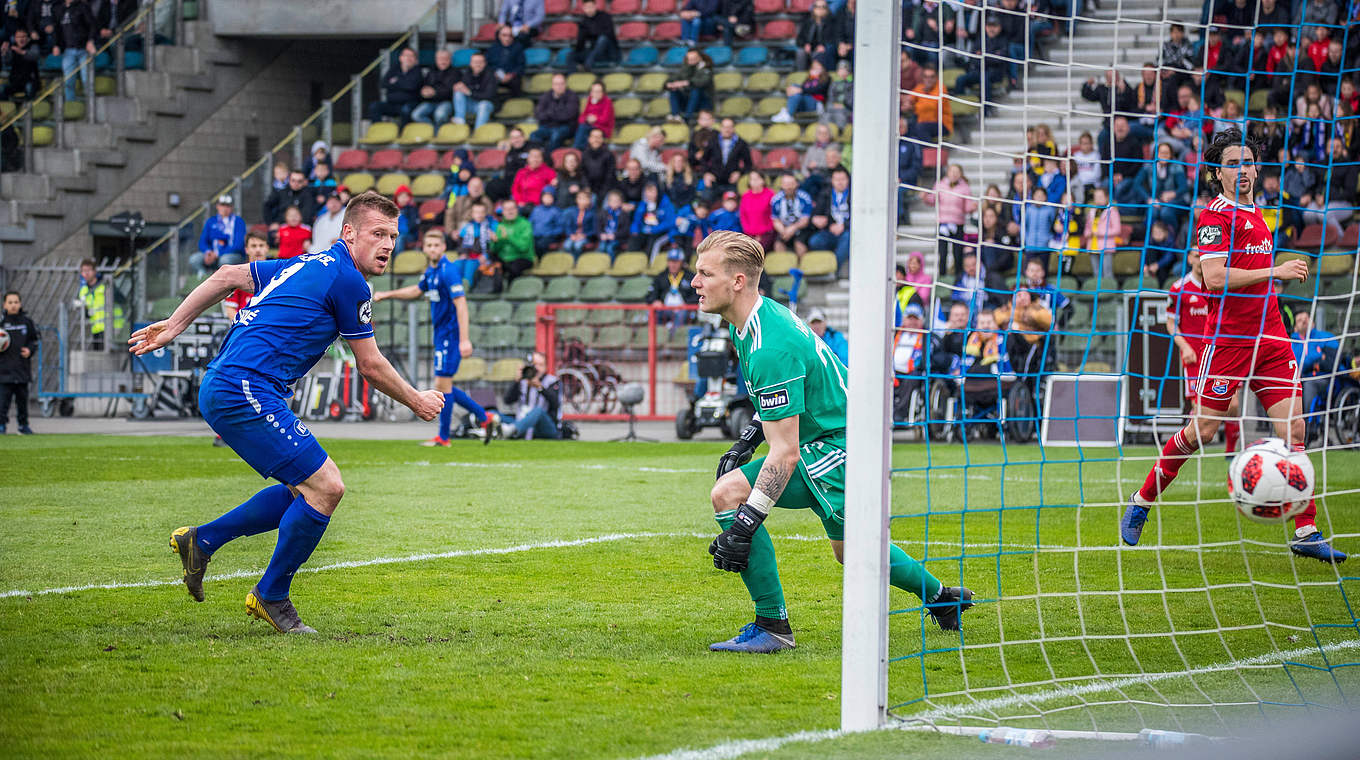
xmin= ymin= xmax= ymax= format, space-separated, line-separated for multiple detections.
xmin=433 ymin=333 xmax=462 ymax=377
xmin=199 ymin=370 xmax=329 ymax=486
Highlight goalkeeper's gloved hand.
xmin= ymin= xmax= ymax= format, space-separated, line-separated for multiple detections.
xmin=716 ymin=420 xmax=765 ymax=480
xmin=708 ymin=503 xmax=767 ymax=572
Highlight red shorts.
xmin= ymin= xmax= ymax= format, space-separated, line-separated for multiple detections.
xmin=1182 ymin=362 xmax=1200 ymax=401
xmin=1196 ymin=338 xmax=1301 ymax=412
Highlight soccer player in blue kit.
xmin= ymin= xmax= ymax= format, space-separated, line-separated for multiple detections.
xmin=130 ymin=191 xmax=444 ymax=633
xmin=372 ymin=227 xmax=499 ymax=446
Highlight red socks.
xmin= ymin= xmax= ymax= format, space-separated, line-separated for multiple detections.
xmin=1138 ymin=430 xmax=1200 ymax=503
xmin=1290 ymin=441 xmax=1316 ymax=532
xmin=1223 ymin=421 xmax=1240 ymax=455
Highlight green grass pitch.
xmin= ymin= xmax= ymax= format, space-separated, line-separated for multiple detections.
xmin=1 ymin=434 xmax=1356 ymax=758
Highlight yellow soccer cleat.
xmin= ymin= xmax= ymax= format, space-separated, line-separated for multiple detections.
xmin=169 ymin=526 xmax=210 ymax=602
xmin=245 ymin=585 xmax=318 ymax=634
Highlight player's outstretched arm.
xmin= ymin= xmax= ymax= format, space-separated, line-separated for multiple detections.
xmin=346 ymin=336 xmax=444 ymax=421
xmin=129 ymin=264 xmax=252 ymax=355
xmin=372 ymin=284 xmax=423 ymax=302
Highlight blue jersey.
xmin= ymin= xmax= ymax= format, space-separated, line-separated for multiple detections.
xmin=209 ymin=240 xmax=374 ymax=396
xmin=418 ymin=256 xmax=467 ymax=338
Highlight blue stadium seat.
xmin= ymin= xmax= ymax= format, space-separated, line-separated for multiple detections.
xmin=452 ymin=47 xmax=480 ymax=67
xmin=41 ymin=54 xmax=61 ymax=72
xmin=552 ymin=47 xmax=574 ymax=69
xmin=703 ymin=45 xmax=733 ymax=67
xmin=419 ymin=48 xmax=435 ymax=66
xmin=93 ymin=51 xmax=112 ymax=71
xmin=523 ymin=46 xmax=551 ymax=68
xmin=661 ymin=45 xmax=687 ymax=67
xmin=734 ymin=46 xmax=768 ymax=68
xmin=124 ymin=50 xmax=145 ymax=70
xmin=624 ymin=44 xmax=659 ymax=68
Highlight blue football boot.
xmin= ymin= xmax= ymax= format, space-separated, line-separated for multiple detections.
xmin=709 ymin=622 xmax=796 ymax=653
xmin=1120 ymin=494 xmax=1150 ymax=546
xmin=1290 ymin=532 xmax=1347 ymax=564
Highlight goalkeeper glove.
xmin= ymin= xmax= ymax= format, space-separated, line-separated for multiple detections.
xmin=716 ymin=419 xmax=765 ymax=480
xmin=709 ymin=503 xmax=767 ymax=572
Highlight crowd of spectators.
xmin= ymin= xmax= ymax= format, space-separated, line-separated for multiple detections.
xmin=1 ymin=0 xmax=139 ymax=102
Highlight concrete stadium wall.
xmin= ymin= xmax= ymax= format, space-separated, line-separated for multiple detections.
xmin=211 ymin=0 xmax=461 ymax=38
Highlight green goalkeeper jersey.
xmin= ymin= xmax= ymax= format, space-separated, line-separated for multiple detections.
xmin=730 ymin=296 xmax=848 ymax=448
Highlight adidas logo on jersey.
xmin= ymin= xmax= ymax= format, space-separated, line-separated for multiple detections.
xmin=1244 ymin=221 xmax=1253 ymax=230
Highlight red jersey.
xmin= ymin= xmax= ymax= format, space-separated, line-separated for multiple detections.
xmin=1194 ymin=194 xmax=1286 ymax=347
xmin=224 ymin=289 xmax=252 ymax=313
xmin=1167 ymin=273 xmax=1211 ymax=352
xmin=277 ymin=224 xmax=312 ymax=259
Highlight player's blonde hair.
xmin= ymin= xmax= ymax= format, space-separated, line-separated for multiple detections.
xmin=697 ymin=230 xmax=765 ymax=281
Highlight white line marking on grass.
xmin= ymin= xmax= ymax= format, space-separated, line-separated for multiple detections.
xmin=630 ymin=640 xmax=1360 ymax=760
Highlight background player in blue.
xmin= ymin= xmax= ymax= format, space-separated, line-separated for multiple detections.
xmin=129 ymin=191 xmax=444 ymax=634
xmin=373 ymin=227 xmax=498 ymax=446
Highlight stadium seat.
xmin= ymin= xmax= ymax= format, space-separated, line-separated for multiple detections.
xmin=611 ymin=0 xmax=642 ymax=12
xmin=586 ymin=307 xmax=624 ymax=326
xmin=542 ymin=21 xmax=579 ymax=41
xmin=1111 ymin=251 xmax=1142 ymax=280
xmin=376 ymin=173 xmax=411 ymax=196
xmin=572 ymin=252 xmax=612 ymax=277
xmin=753 ymin=96 xmax=784 ymax=119
xmin=524 ymin=71 xmax=555 ymax=95
xmin=602 ymin=72 xmax=634 ymax=93
xmin=644 ymin=97 xmax=670 ymax=119
xmin=545 ymin=0 xmax=570 ymax=14
xmin=745 ymin=71 xmax=780 ymax=92
xmin=418 ymin=198 xmax=447 ymax=222
xmin=483 ymin=324 xmax=520 ymax=350
xmin=800 ymin=251 xmax=837 ymax=279
xmin=368 ymin=149 xmax=404 ymax=171
xmin=647 ymin=0 xmax=677 ymax=12
xmin=760 ymin=147 xmax=799 ymax=170
xmin=359 ymin=122 xmax=399 ymax=145
xmin=478 ymin=299 xmax=514 ymax=324
xmin=624 ymin=45 xmax=659 ymax=68
xmin=608 ymin=251 xmax=649 ymax=277
xmin=559 ymin=325 xmax=595 ymax=346
xmin=612 ymin=122 xmax=650 ymax=146
xmin=734 ymin=122 xmax=764 ymax=144
xmin=784 ymin=71 xmax=807 ymax=88
xmin=763 ymin=251 xmax=797 ymax=276
xmin=661 ymin=45 xmax=688 ymax=67
xmin=446 ymin=47 xmax=476 ymax=68
xmin=473 ymin=22 xmax=499 ymax=42
xmin=474 ymin=148 xmax=506 ymax=170
xmin=391 ymin=250 xmax=426 ymax=275
xmin=505 ymin=276 xmax=546 ymax=300
xmin=771 ymin=274 xmax=800 ymax=303
xmin=660 ymin=147 xmax=687 ymax=165
xmin=595 ymin=325 xmax=631 ymax=349
xmin=410 ymin=173 xmax=446 ymax=198
xmin=616 ymin=274 xmax=652 ymax=301
xmin=334 ymin=149 xmax=369 ymax=171
xmin=451 ymin=357 xmax=486 ymax=383
xmin=512 ymin=300 xmax=544 ymax=325
xmin=634 ymin=72 xmax=668 ymax=93
xmin=922 ymin=147 xmax=944 ymax=168
xmin=787 ymin=0 xmax=812 ymax=10
xmin=1293 ymin=224 xmax=1326 ymax=249
xmin=661 ymin=123 xmax=689 ymax=144
xmin=579 ymin=274 xmax=619 ymax=300
xmin=542 ymin=276 xmax=582 ymax=301
xmin=123 ymin=50 xmax=144 ymax=69
xmin=704 ymin=45 xmax=733 ymax=67
xmin=498 ymin=98 xmax=534 ymax=120
xmin=485 ymin=358 xmax=524 ymax=383
xmin=758 ymin=20 xmax=794 ymax=39
xmin=433 ymin=123 xmax=471 ymax=146
xmin=645 ymin=250 xmax=670 ymax=274
xmin=940 ymin=67 xmax=964 ymax=90
xmin=801 ymin=122 xmax=837 ymax=142
xmin=524 ymin=47 xmax=553 ymax=68
xmin=469 ymin=123 xmax=507 ymax=145
xmin=403 ymin=149 xmax=439 ymax=171
xmin=612 ymin=97 xmax=643 ymax=119
xmin=617 ymin=21 xmax=650 ymax=41
xmin=61 ymin=101 xmax=85 ymax=121
xmin=713 ymin=71 xmax=744 ymax=93
xmin=94 ymin=75 xmax=116 ymax=96
xmin=550 ymin=147 xmax=578 ymax=167
xmin=513 ymin=322 xmax=536 ymax=348
xmin=532 ymin=251 xmax=576 ymax=276
xmin=734 ymin=46 xmax=768 ymax=67
xmin=754 ymin=0 xmax=784 ymax=11
xmin=566 ymin=72 xmax=597 ymax=92
xmin=762 ymin=123 xmax=800 ymax=144
xmin=717 ymin=96 xmax=753 ymax=118
xmin=552 ymin=47 xmax=575 ymax=69
xmin=341 ymin=172 xmax=376 ymax=193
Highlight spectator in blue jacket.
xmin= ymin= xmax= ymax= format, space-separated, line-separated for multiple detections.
xmin=596 ymin=189 xmax=630 ymax=256
xmin=771 ymin=172 xmax=814 ymax=255
xmin=529 ymin=190 xmax=566 ymax=253
xmin=1114 ymin=142 xmax=1189 ymax=232
xmin=807 ymin=308 xmax=849 ymax=364
xmin=897 ymin=116 xmax=922 ymax=223
xmin=561 ymin=190 xmax=597 ymax=256
xmin=710 ymin=190 xmax=743 ymax=232
xmin=366 ymin=47 xmax=424 ymax=125
xmin=498 ymin=0 xmax=545 ymax=45
xmin=192 ymin=195 xmax=246 ymax=275
xmin=1291 ymin=310 xmax=1339 ymax=424
xmin=1020 ymin=186 xmax=1058 ymax=261
xmin=486 ymin=24 xmax=527 ymax=98
xmin=679 ymin=0 xmax=722 ymax=46
xmin=808 ymin=166 xmax=851 ymax=267
xmin=627 ymin=182 xmax=677 ymax=257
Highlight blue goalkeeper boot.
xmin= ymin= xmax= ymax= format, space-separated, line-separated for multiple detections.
xmin=1120 ymin=493 xmax=1149 ymax=546
xmin=1290 ymin=532 xmax=1347 ymax=564
xmin=709 ymin=622 xmax=796 ymax=653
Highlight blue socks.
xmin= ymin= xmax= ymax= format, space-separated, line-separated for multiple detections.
xmin=438 ymin=387 xmax=488 ymax=439
xmin=195 ymin=484 xmax=295 ymax=555
xmin=257 ymin=495 xmax=330 ymax=601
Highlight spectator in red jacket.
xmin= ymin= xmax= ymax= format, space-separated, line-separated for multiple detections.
xmin=276 ymin=206 xmax=312 ymax=259
xmin=511 ymin=147 xmax=558 ymax=207
xmin=738 ymin=170 xmax=775 ymax=250
xmin=574 ymin=81 xmax=615 ymax=149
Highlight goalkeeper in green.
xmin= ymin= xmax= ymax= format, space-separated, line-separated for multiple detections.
xmin=692 ymin=230 xmax=973 ymax=653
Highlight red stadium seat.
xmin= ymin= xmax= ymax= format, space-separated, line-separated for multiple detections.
xmin=542 ymin=21 xmax=579 ymax=41
xmin=760 ymin=147 xmax=799 ymax=170
xmin=418 ymin=198 xmax=448 ymax=222
xmin=551 ymin=147 xmax=579 ymax=166
xmin=437 ymin=150 xmax=458 ymax=170
xmin=473 ymin=22 xmax=499 ymax=42
xmin=754 ymin=0 xmax=784 ymax=11
xmin=368 ymin=149 xmax=404 ymax=171
xmin=787 ymin=0 xmax=812 ymax=10
xmin=1292 ymin=224 xmax=1326 ymax=249
xmin=758 ymin=19 xmax=795 ymax=39
xmin=333 ymin=149 xmax=369 ymax=171
xmin=652 ymin=21 xmax=681 ymax=40
xmin=248 ymin=223 xmax=269 ymax=239
xmin=474 ymin=149 xmax=507 ymax=171
xmin=1338 ymin=224 xmax=1359 ymax=249
xmin=748 ymin=148 xmax=762 ymax=168
xmin=611 ymin=0 xmax=642 ymax=13
xmin=922 ymin=147 xmax=949 ymax=168
xmin=660 ymin=147 xmax=686 ymax=164
xmin=616 ymin=21 xmax=649 ymax=40
xmin=403 ymin=149 xmax=439 ymax=171
xmin=545 ymin=0 xmax=571 ymax=13
xmin=646 ymin=0 xmax=676 ymax=13
xmin=615 ymin=150 xmax=629 ymax=170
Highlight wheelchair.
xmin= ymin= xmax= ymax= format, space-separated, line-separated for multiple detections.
xmin=1303 ymin=361 xmax=1360 ymax=447
xmin=917 ymin=373 xmax=1042 ymax=444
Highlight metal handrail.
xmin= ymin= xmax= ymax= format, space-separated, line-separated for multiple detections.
xmin=0 ymin=0 xmax=168 ymax=133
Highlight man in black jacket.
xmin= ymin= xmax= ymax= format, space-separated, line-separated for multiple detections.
xmin=2 ymin=28 xmax=43 ymax=100
xmin=501 ymin=351 xmax=561 ymax=439
xmin=411 ymin=48 xmax=458 ymax=126
xmin=55 ymin=0 xmax=97 ymax=102
xmin=644 ymin=248 xmax=699 ymax=325
xmin=26 ymin=0 xmax=59 ymax=51
xmin=366 ymin=47 xmax=423 ymax=126
xmin=263 ymin=170 xmax=318 ymax=238
xmin=91 ymin=0 xmax=137 ymax=40
xmin=718 ymin=0 xmax=754 ymax=45
xmin=703 ymin=118 xmax=753 ymax=194
xmin=452 ymin=51 xmax=498 ymax=129
xmin=579 ymin=127 xmax=616 ymax=198
xmin=573 ymin=0 xmax=617 ymax=71
xmin=0 ymin=291 xmax=40 ymax=435
xmin=529 ymin=73 xmax=579 ymax=149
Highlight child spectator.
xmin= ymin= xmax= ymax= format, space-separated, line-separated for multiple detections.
xmin=530 ymin=190 xmax=566 ymax=253
xmin=492 ymin=199 xmax=536 ymax=281
xmin=394 ymin=185 xmax=420 ymax=250
xmin=574 ymin=82 xmax=615 ymax=149
xmin=674 ymin=198 xmax=717 ymax=251
xmin=1082 ymin=186 xmax=1120 ymax=278
xmin=596 ymin=189 xmax=629 ymax=255
xmin=826 ymin=59 xmax=853 ymax=128
xmin=0 ymin=289 xmax=39 ymax=435
xmin=628 ymin=182 xmax=677 ymax=257
xmin=270 ymin=160 xmax=290 ymax=191
xmin=457 ymin=199 xmax=498 ymax=260
xmin=1021 ymin=186 xmax=1058 ymax=262
xmin=309 ymin=162 xmax=337 ymax=210
xmin=562 ymin=191 xmax=597 ymax=256
xmin=710 ymin=190 xmax=742 ymax=232
xmin=772 ymin=60 xmax=828 ymax=122
xmin=446 ymin=149 xmax=475 ymax=199
xmin=738 ymin=171 xmax=775 ymax=250
xmin=554 ymin=150 xmax=587 ymax=208
xmin=953 ymin=251 xmax=990 ymax=310
xmin=277 ymin=206 xmax=313 ymax=259
xmin=664 ymin=153 xmax=696 ymax=209
xmin=1069 ymin=132 xmax=1101 ymax=204
xmin=901 ymin=251 xmax=932 ymax=308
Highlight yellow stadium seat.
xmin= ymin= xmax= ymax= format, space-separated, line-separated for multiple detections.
xmin=644 ymin=97 xmax=670 ymax=119
xmin=410 ymin=173 xmax=446 ymax=198
xmin=566 ymin=72 xmax=597 ymax=92
xmin=433 ymin=122 xmax=471 ymax=145
xmin=635 ymin=72 xmax=668 ymax=93
xmin=801 ymin=122 xmax=838 ymax=143
xmin=612 ymin=122 xmax=650 ymax=146
xmin=754 ymin=96 xmax=784 ymax=118
xmin=531 ymin=251 xmax=575 ymax=276
xmin=485 ymin=358 xmax=525 ymax=382
xmin=341 ymin=172 xmax=375 ymax=193
xmin=762 ymin=123 xmax=800 ymax=145
xmin=397 ymin=122 xmax=434 ymax=145
xmin=734 ymin=122 xmax=763 ymax=144
xmin=661 ymin=123 xmax=689 ymax=144
xmin=763 ymin=251 xmax=797 ymax=276
xmin=799 ymin=250 xmax=838 ymax=279
xmin=524 ymin=72 xmax=554 ymax=94
xmin=497 ymin=98 xmax=534 ymax=120
xmin=469 ymin=122 xmax=507 ymax=145
xmin=745 ymin=71 xmax=780 ymax=92
xmin=717 ymin=96 xmax=753 ymax=118
xmin=451 ymin=356 xmax=487 ymax=382
xmin=391 ymin=250 xmax=426 ymax=275
xmin=571 ymin=252 xmax=611 ymax=277
xmin=784 ymin=71 xmax=807 ymax=88
xmin=608 ymin=251 xmax=648 ymax=277
xmin=359 ymin=122 xmax=399 ymax=145
xmin=713 ymin=71 xmax=744 ymax=92
xmin=602 ymin=72 xmax=634 ymax=93
xmin=375 ymin=172 xmax=411 ymax=196
xmin=612 ymin=98 xmax=643 ymax=119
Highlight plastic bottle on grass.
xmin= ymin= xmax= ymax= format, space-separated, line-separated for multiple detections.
xmin=977 ymin=727 xmax=1056 ymax=748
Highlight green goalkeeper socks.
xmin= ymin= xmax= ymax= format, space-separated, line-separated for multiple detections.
xmin=715 ymin=509 xmax=787 ymax=620
xmin=890 ymin=543 xmax=942 ymax=603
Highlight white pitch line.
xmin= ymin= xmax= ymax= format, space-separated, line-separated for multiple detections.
xmin=0 ymin=532 xmax=1320 ymax=600
xmin=631 ymin=640 xmax=1360 ymax=760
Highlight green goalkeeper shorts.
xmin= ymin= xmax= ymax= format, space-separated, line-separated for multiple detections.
xmin=738 ymin=439 xmax=847 ymax=541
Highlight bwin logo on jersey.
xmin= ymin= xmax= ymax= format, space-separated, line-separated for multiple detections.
xmin=358 ymin=300 xmax=373 ymax=325
xmin=758 ymin=389 xmax=790 ymax=410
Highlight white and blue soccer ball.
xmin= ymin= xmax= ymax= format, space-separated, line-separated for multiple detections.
xmin=1228 ymin=437 xmax=1314 ymax=523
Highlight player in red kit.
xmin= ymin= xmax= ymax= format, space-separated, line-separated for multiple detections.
xmin=1166 ymin=251 xmax=1240 ymax=455
xmin=1121 ymin=129 xmax=1344 ymax=562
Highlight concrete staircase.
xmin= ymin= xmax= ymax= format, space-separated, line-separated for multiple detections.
xmin=812 ymin=0 xmax=1202 ymax=327
xmin=0 ymin=24 xmax=284 ymax=266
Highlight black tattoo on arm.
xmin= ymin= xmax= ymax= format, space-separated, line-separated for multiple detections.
xmin=753 ymin=460 xmax=792 ymax=503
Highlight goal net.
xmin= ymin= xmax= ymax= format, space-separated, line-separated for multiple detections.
xmin=843 ymin=0 xmax=1359 ymax=742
